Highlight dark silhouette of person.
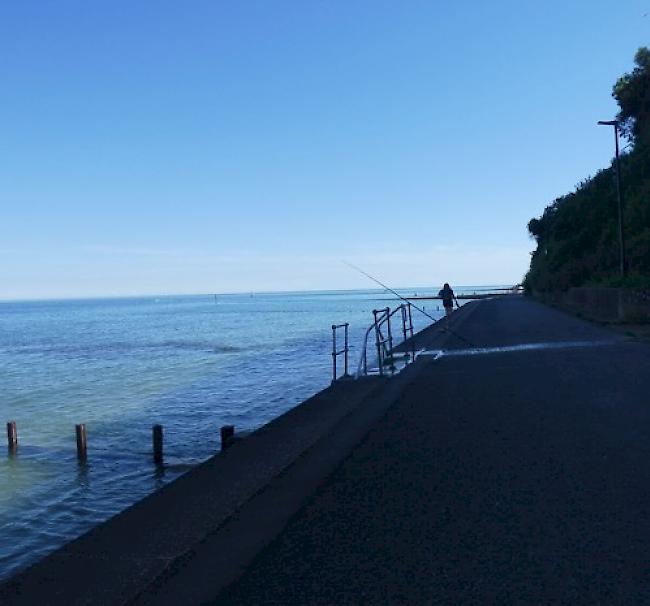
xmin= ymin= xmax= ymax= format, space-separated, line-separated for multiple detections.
xmin=438 ymin=283 xmax=459 ymax=317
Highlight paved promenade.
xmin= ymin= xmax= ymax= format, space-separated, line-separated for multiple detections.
xmin=4 ymin=296 xmax=650 ymax=604
xmin=214 ymin=297 xmax=650 ymax=604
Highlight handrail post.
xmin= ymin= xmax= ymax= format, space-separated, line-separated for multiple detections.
xmin=385 ymin=307 xmax=393 ymax=354
xmin=331 ymin=324 xmax=337 ymax=381
xmin=373 ymin=309 xmax=383 ymax=376
xmin=332 ymin=323 xmax=351 ymax=381
xmin=363 ymin=332 xmax=368 ymax=375
xmin=344 ymin=323 xmax=349 ymax=377
xmin=401 ymin=304 xmax=408 ymax=343
xmin=408 ymin=302 xmax=415 ymax=355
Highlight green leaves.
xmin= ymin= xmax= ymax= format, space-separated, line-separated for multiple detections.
xmin=613 ymin=47 xmax=650 ymax=145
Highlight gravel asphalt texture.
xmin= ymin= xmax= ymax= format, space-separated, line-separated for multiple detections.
xmin=215 ymin=297 xmax=650 ymax=605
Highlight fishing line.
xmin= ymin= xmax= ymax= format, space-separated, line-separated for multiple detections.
xmin=343 ymin=261 xmax=476 ymax=348
xmin=344 ymin=261 xmax=435 ymax=321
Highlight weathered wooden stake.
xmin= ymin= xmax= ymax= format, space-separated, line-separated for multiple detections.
xmin=153 ymin=424 xmax=163 ymax=464
xmin=75 ymin=424 xmax=87 ymax=460
xmin=7 ymin=421 xmax=17 ymax=450
xmin=220 ymin=425 xmax=235 ymax=451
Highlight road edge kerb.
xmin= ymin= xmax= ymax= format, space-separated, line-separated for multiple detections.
xmin=129 ymin=357 xmax=433 ymax=605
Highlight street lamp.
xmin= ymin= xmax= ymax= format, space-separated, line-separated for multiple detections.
xmin=597 ymin=119 xmax=626 ymax=278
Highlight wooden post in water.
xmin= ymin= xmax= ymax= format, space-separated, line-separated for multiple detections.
xmin=153 ymin=424 xmax=163 ymax=464
xmin=220 ymin=425 xmax=235 ymax=451
xmin=7 ymin=421 xmax=17 ymax=451
xmin=75 ymin=424 xmax=87 ymax=461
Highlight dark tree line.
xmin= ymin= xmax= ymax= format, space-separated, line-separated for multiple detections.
xmin=525 ymin=47 xmax=650 ymax=292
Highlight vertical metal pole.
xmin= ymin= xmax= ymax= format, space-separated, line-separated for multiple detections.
xmin=373 ymin=310 xmax=383 ymax=376
xmin=331 ymin=325 xmax=337 ymax=381
xmin=408 ymin=302 xmax=415 ymax=356
xmin=344 ymin=323 xmax=349 ymax=377
xmin=614 ymin=123 xmax=626 ymax=278
xmin=363 ymin=331 xmax=368 ymax=375
xmin=385 ymin=307 xmax=393 ymax=354
xmin=401 ymin=305 xmax=408 ymax=343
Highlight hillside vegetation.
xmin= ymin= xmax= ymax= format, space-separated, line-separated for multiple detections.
xmin=525 ymin=48 xmax=650 ymax=292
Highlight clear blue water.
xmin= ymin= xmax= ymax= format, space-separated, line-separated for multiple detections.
xmin=0 ymin=287 xmax=490 ymax=580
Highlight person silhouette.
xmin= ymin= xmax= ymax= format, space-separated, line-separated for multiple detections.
xmin=438 ymin=283 xmax=459 ymax=317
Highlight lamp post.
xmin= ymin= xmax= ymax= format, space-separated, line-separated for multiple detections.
xmin=597 ymin=119 xmax=626 ymax=278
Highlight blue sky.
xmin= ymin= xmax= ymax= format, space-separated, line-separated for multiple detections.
xmin=1 ymin=1 xmax=648 ymax=299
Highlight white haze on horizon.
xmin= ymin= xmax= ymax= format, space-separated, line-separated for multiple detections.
xmin=0 ymin=243 xmax=530 ymax=301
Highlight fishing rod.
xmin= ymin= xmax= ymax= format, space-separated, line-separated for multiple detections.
xmin=344 ymin=261 xmax=435 ymax=321
xmin=344 ymin=261 xmax=476 ymax=348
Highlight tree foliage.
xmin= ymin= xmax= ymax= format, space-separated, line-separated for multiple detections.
xmin=614 ymin=47 xmax=650 ymax=145
xmin=525 ymin=48 xmax=650 ymax=292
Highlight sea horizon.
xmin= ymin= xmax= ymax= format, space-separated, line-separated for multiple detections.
xmin=0 ymin=283 xmax=518 ymax=305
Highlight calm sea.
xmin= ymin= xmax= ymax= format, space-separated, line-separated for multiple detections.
xmin=0 ymin=287 xmax=494 ymax=580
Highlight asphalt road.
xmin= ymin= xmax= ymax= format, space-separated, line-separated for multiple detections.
xmin=214 ymin=297 xmax=650 ymax=604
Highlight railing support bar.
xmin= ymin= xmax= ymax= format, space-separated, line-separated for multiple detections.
xmin=373 ymin=309 xmax=383 ymax=376
xmin=385 ymin=307 xmax=393 ymax=354
xmin=331 ymin=324 xmax=337 ymax=381
xmin=344 ymin=323 xmax=349 ymax=376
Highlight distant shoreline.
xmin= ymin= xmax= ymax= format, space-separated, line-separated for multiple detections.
xmin=0 ymin=284 xmax=516 ymax=305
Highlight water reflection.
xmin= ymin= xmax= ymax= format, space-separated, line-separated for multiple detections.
xmin=76 ymin=460 xmax=90 ymax=489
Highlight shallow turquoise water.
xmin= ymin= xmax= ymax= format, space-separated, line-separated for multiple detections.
xmin=0 ymin=288 xmax=487 ymax=579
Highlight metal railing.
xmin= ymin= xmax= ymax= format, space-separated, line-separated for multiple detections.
xmin=356 ymin=303 xmax=416 ymax=377
xmin=401 ymin=302 xmax=415 ymax=344
xmin=331 ymin=323 xmax=349 ymax=382
xmin=373 ymin=307 xmax=392 ymax=375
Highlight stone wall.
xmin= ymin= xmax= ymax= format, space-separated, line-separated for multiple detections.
xmin=535 ymin=287 xmax=650 ymax=323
